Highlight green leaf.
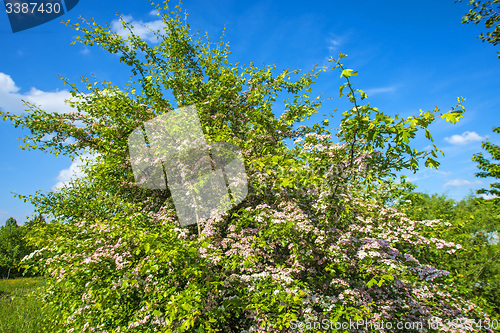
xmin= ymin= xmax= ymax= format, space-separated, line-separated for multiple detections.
xmin=340 ymin=69 xmax=358 ymax=78
xmin=121 ymin=280 xmax=129 ymax=289
xmin=357 ymin=89 xmax=368 ymax=100
xmin=425 ymin=129 xmax=433 ymax=141
xmin=339 ymin=84 xmax=346 ymax=98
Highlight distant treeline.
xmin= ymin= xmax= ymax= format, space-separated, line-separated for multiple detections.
xmin=0 ymin=215 xmax=44 ymax=278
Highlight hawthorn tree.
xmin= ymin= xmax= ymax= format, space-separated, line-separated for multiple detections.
xmin=1 ymin=1 xmax=497 ymax=332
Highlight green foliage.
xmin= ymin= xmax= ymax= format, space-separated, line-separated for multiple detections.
xmin=0 ymin=218 xmax=35 ymax=278
xmin=399 ymin=192 xmax=500 ymax=317
xmin=5 ymin=217 xmax=18 ymax=228
xmin=457 ymin=0 xmax=500 ymax=58
xmin=473 ymin=126 xmax=500 ymax=200
xmin=329 ymin=57 xmax=464 ymax=182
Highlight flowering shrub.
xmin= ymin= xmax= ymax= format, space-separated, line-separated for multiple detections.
xmin=2 ymin=1 xmax=496 ymax=332
xmin=397 ymin=192 xmax=500 ymax=318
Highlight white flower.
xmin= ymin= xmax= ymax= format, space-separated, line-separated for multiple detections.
xmin=357 ymin=250 xmax=367 ymax=260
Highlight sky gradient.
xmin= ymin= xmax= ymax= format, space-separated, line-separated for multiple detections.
xmin=1 ymin=0 xmax=499 ymax=225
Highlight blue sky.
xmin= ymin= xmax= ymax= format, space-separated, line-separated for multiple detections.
xmin=1 ymin=0 xmax=499 ymax=225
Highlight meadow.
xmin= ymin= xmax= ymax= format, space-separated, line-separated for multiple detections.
xmin=0 ymin=277 xmax=50 ymax=333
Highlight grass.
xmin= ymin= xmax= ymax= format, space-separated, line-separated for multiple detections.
xmin=0 ymin=277 xmax=50 ymax=333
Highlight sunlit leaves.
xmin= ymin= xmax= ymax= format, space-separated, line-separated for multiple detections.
xmin=340 ymin=68 xmax=358 ymax=78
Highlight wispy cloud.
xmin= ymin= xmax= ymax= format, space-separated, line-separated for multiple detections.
xmin=0 ymin=72 xmax=73 ymax=115
xmin=326 ymin=33 xmax=350 ymax=55
xmin=444 ymin=131 xmax=485 ymax=145
xmin=406 ymin=175 xmax=425 ymax=182
xmin=111 ymin=13 xmax=166 ymax=43
xmin=443 ymin=179 xmax=482 ymax=188
xmin=327 ymin=38 xmax=342 ymax=53
xmin=364 ymin=85 xmax=397 ymax=96
xmin=405 ymin=169 xmax=451 ymax=182
xmin=481 ymin=193 xmax=499 ymax=200
xmin=79 ymin=47 xmax=90 ymax=55
xmin=434 ymin=170 xmax=452 ymax=176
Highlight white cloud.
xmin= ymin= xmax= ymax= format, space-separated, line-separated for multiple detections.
xmin=52 ymin=153 xmax=97 ymax=190
xmin=443 ymin=179 xmax=482 ymax=188
xmin=481 ymin=193 xmax=499 ymax=200
xmin=364 ymin=85 xmax=397 ymax=96
xmin=0 ymin=72 xmax=20 ymax=93
xmin=444 ymin=131 xmax=485 ymax=145
xmin=0 ymin=72 xmax=74 ymax=115
xmin=111 ymin=14 xmax=166 ymax=43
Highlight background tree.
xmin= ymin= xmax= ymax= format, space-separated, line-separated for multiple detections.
xmin=457 ymin=0 xmax=500 ymax=58
xmin=0 ymin=217 xmax=34 ymax=278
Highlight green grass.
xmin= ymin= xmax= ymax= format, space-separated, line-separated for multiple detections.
xmin=0 ymin=277 xmax=51 ymax=333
